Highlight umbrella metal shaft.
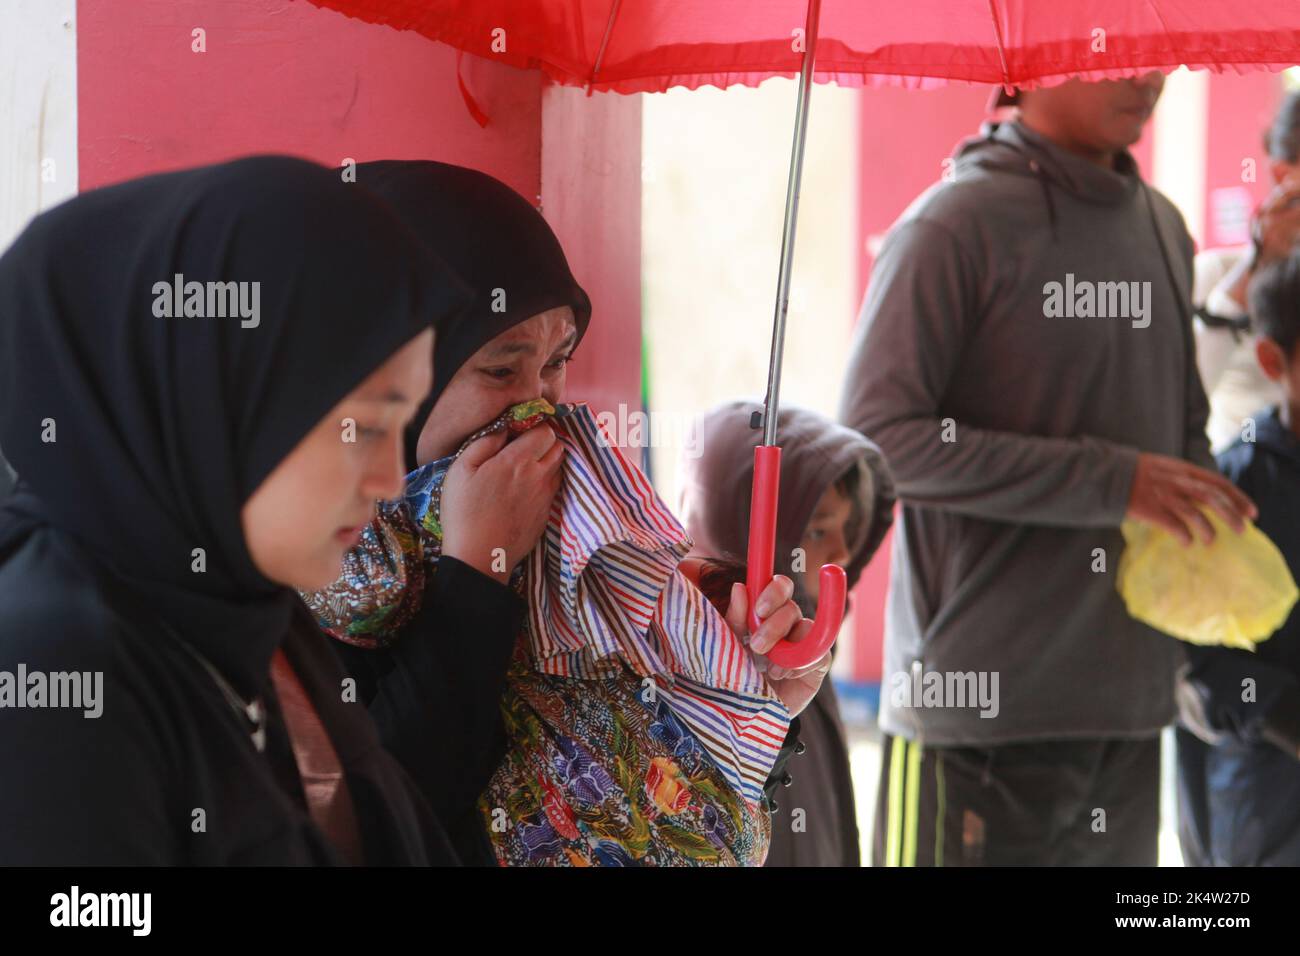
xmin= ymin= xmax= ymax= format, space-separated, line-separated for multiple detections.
xmin=760 ymin=0 xmax=822 ymax=447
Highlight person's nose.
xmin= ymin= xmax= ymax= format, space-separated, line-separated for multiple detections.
xmin=360 ymin=435 xmax=406 ymax=502
xmin=541 ymin=376 xmax=564 ymax=406
xmin=501 ymin=368 xmax=548 ymax=409
xmin=826 ymin=533 xmax=851 ymax=569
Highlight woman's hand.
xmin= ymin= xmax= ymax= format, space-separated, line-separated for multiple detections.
xmin=724 ymin=575 xmax=832 ymax=717
xmin=1252 ymin=178 xmax=1300 ymax=266
xmin=439 ymin=425 xmax=564 ymax=583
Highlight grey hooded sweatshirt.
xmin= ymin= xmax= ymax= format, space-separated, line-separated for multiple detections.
xmin=839 ymin=119 xmax=1212 ymax=746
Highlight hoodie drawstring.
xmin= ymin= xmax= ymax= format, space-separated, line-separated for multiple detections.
xmin=1028 ymin=158 xmax=1060 ymax=241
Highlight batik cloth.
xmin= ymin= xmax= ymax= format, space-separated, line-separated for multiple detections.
xmin=302 ymin=399 xmax=789 ymax=865
xmin=483 ymin=649 xmax=771 ymax=865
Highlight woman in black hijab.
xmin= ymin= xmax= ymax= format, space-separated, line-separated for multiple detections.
xmin=301 ymin=160 xmax=590 ymax=864
xmin=357 ymin=160 xmax=593 ymax=473
xmin=679 ymin=401 xmax=897 ymax=867
xmin=307 ymin=160 xmax=826 ymax=864
xmin=0 ymin=155 xmax=468 ymax=865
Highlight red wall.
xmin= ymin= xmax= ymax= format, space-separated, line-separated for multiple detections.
xmin=540 ymin=89 xmax=644 ymax=420
xmin=854 ymin=85 xmax=993 ymax=308
xmin=1203 ymin=72 xmax=1285 ymax=249
xmin=76 ymin=0 xmax=641 ymax=417
xmin=77 ymin=0 xmax=542 ymax=194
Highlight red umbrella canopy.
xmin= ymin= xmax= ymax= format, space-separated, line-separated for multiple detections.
xmin=306 ymin=0 xmax=1300 ymax=93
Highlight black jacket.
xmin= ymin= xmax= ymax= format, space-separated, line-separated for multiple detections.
xmin=764 ymin=680 xmax=859 ymax=866
xmin=330 ymin=556 xmax=525 ymax=865
xmin=0 ymin=527 xmax=454 ymax=865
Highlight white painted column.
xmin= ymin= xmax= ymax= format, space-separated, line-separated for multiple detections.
xmin=1 ymin=0 xmax=77 ymax=491
xmin=1152 ymin=67 xmax=1209 ymax=249
xmin=1 ymin=0 xmax=79 ymax=253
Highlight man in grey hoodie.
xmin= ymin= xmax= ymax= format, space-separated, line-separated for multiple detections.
xmin=840 ymin=75 xmax=1256 ymax=866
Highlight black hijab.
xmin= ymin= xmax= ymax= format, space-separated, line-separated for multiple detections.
xmin=356 ymin=160 xmax=592 ymax=469
xmin=0 ymin=155 xmax=468 ymax=698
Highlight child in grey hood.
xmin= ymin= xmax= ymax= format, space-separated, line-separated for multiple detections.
xmin=839 ymin=75 xmax=1255 ymax=866
xmin=679 ymin=401 xmax=895 ymax=866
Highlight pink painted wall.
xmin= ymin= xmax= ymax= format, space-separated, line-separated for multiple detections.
xmin=77 ymin=0 xmax=541 ymax=194
xmin=854 ymin=85 xmax=992 ymax=307
xmin=541 ymin=88 xmax=643 ymax=420
xmin=1203 ymin=72 xmax=1285 ymax=249
xmin=76 ymin=0 xmax=641 ymax=418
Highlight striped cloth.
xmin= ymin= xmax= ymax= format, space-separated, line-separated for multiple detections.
xmin=528 ymin=403 xmax=790 ymax=804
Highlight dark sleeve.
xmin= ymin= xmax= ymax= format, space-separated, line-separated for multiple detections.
xmin=0 ymin=615 xmax=178 ymax=865
xmin=357 ymin=556 xmax=524 ymax=827
xmin=762 ymin=715 xmax=802 ymax=811
xmin=1180 ymin=645 xmax=1300 ymax=755
xmin=837 ymin=218 xmax=1138 ymax=527
xmin=0 ymin=448 xmax=14 ymax=499
xmin=689 ymin=560 xmax=807 ymax=811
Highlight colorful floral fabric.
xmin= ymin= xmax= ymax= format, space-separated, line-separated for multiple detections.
xmin=481 ymin=650 xmax=770 ymax=866
xmin=303 ymin=399 xmax=787 ymax=866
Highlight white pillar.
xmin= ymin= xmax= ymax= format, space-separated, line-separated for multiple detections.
xmin=1 ymin=1 xmax=77 ymax=489
xmin=1152 ymin=67 xmax=1209 ymax=249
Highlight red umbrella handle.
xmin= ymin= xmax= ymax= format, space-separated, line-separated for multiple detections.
xmin=745 ymin=445 xmax=846 ymax=671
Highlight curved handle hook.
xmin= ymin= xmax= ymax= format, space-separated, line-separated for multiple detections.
xmin=745 ymin=445 xmax=846 ymax=671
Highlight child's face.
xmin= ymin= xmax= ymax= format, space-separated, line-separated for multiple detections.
xmin=799 ymin=483 xmax=854 ymax=608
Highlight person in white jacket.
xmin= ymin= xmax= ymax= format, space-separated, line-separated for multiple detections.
xmin=1195 ymin=92 xmax=1300 ymax=450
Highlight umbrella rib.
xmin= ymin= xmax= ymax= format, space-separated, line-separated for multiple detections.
xmin=986 ymin=0 xmax=1012 ymax=89
xmin=587 ymin=0 xmax=625 ymax=94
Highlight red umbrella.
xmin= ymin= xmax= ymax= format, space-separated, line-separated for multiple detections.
xmin=305 ymin=0 xmax=1300 ymax=668
xmin=305 ymin=0 xmax=1300 ymax=94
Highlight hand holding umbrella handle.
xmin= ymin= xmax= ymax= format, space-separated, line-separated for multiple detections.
xmin=745 ymin=445 xmax=846 ymax=671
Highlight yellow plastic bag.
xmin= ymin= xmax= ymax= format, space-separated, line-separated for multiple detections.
xmin=1117 ymin=510 xmax=1299 ymax=650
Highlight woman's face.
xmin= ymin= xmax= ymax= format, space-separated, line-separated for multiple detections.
xmin=414 ymin=306 xmax=578 ymax=463
xmin=241 ymin=328 xmax=434 ymax=590
xmin=799 ymin=483 xmax=853 ymax=608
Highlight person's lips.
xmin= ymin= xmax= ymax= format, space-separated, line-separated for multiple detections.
xmin=334 ymin=519 xmax=369 ymax=545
